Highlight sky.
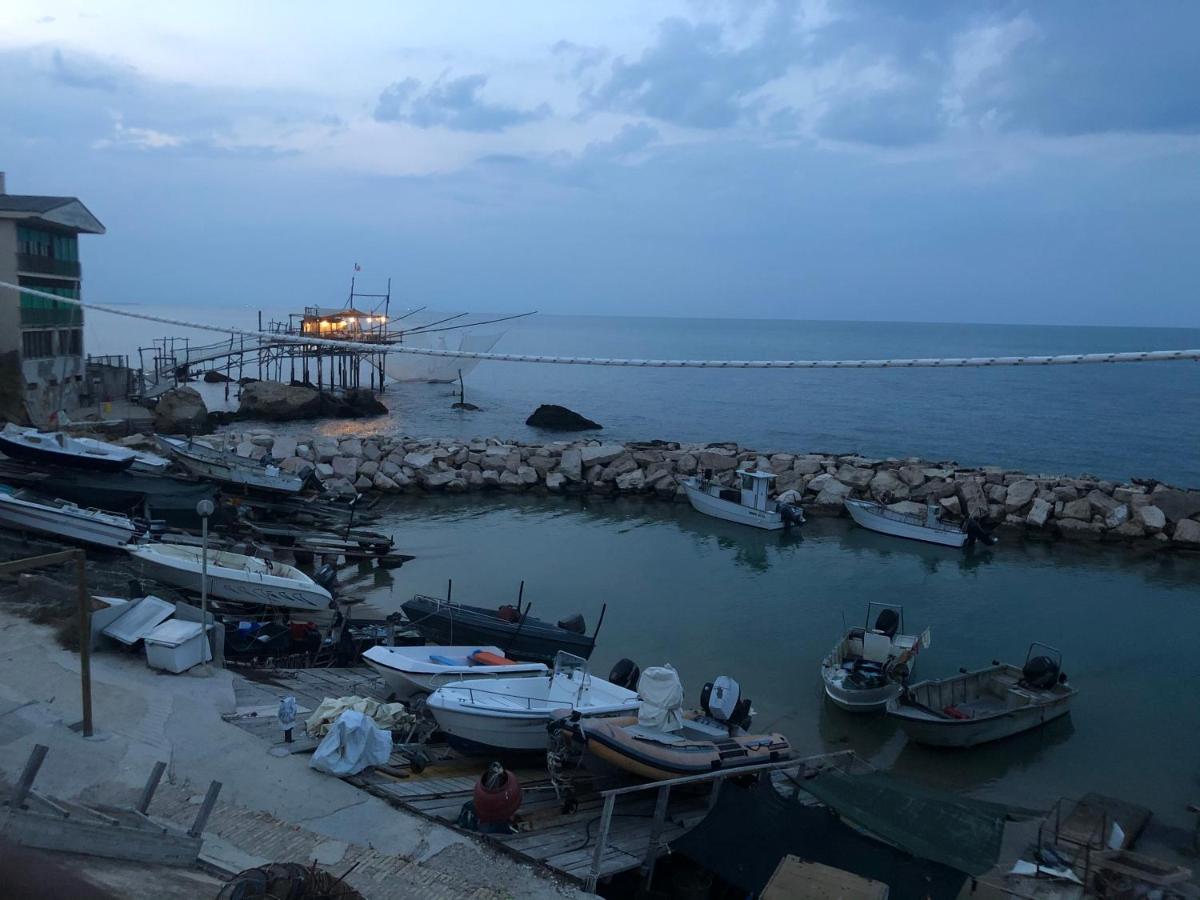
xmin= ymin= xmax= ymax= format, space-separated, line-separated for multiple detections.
xmin=1 ymin=1 xmax=1198 ymax=327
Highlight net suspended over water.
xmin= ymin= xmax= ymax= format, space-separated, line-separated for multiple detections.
xmin=5 ymin=281 xmax=1199 ymax=371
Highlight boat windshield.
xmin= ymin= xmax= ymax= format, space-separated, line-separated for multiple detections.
xmin=552 ymin=651 xmax=591 ymax=702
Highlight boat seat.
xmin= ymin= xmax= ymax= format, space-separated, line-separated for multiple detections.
xmin=429 ymin=654 xmax=460 ymax=667
xmin=861 ymin=631 xmax=892 ymax=664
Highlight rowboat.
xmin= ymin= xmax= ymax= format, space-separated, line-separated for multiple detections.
xmin=127 ymin=543 xmax=334 ymax=612
xmin=0 ymin=485 xmax=162 ymax=549
xmin=401 ymin=590 xmax=604 ymax=665
xmin=844 ymin=499 xmax=996 ymax=548
xmin=561 ymin=669 xmax=791 ymax=779
xmin=427 ymin=652 xmax=640 ymax=752
xmin=886 ymin=644 xmax=1077 ymax=748
xmin=155 ymin=436 xmax=307 ymax=493
xmin=362 ymin=645 xmax=546 ymax=699
xmin=0 ymin=426 xmax=135 ymax=472
xmin=682 ymin=469 xmax=805 ymax=530
xmin=820 ymin=604 xmax=929 ymax=712
xmin=74 ymin=437 xmax=170 ymax=472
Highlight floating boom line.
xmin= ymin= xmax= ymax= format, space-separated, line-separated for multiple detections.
xmin=5 ymin=282 xmax=1199 ymax=371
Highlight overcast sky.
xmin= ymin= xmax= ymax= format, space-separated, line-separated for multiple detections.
xmin=1 ymin=1 xmax=1198 ymax=326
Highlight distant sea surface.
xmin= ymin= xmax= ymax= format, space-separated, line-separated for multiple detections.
xmin=87 ymin=309 xmax=1200 ymax=486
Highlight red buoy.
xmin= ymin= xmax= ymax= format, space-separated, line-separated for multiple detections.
xmin=473 ymin=764 xmax=522 ymax=824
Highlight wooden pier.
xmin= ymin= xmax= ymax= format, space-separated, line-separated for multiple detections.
xmin=224 ymin=666 xmax=861 ymax=889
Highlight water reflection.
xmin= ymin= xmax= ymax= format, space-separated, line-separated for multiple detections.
xmin=816 ymin=696 xmax=899 ymax=761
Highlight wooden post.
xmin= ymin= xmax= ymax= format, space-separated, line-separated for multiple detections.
xmin=642 ymin=784 xmax=672 ymax=888
xmin=75 ymin=550 xmax=93 ymax=737
xmin=188 ymin=781 xmax=222 ymax=837
xmin=707 ymin=776 xmax=722 ymax=811
xmin=11 ymin=744 xmax=49 ymax=809
xmin=586 ymin=792 xmax=617 ymax=892
xmin=137 ymin=761 xmax=167 ymax=814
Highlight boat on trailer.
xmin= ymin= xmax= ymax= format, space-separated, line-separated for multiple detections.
xmin=427 ymin=652 xmax=640 ymax=753
xmin=155 ymin=436 xmax=307 ymax=493
xmin=0 ymin=426 xmax=136 ymax=473
xmin=682 ymin=468 xmax=805 ymax=530
xmin=401 ymin=585 xmax=604 ymax=665
xmin=128 ymin=543 xmax=334 ymax=612
xmin=821 ymin=604 xmax=929 ymax=713
xmin=844 ymin=499 xmax=996 ymax=548
xmin=0 ymin=485 xmax=163 ymax=549
xmin=362 ymin=645 xmax=547 ymax=699
xmin=886 ymin=643 xmax=1076 ymax=748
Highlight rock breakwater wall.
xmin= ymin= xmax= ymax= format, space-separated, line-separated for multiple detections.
xmin=196 ymin=430 xmax=1200 ymax=549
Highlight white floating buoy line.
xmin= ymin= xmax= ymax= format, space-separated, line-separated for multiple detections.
xmin=5 ymin=281 xmax=1199 ymax=371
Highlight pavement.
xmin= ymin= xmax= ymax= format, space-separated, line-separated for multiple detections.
xmin=0 ymin=609 xmax=590 ymax=899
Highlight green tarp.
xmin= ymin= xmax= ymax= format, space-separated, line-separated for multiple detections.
xmin=800 ymin=769 xmax=1043 ymax=877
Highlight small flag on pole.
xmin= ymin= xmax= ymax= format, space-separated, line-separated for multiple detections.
xmin=354 ymin=262 xmax=361 ymax=272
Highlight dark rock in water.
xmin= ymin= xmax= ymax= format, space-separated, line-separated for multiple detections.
xmin=207 ymin=410 xmax=238 ymax=427
xmin=526 ymin=404 xmax=601 ymax=431
xmin=154 ymin=386 xmax=211 ymax=435
xmin=238 ymin=376 xmax=260 ymax=387
xmin=237 ymin=381 xmax=387 ymax=421
xmin=203 ymin=370 xmax=233 ymax=383
xmin=452 ymin=401 xmax=480 ymax=411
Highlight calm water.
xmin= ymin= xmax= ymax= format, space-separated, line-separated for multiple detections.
xmin=87 ymin=310 xmax=1200 ymax=486
xmin=348 ymin=494 xmax=1200 ymax=828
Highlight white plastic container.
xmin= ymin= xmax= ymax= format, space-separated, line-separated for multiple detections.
xmin=143 ymin=620 xmax=213 ymax=673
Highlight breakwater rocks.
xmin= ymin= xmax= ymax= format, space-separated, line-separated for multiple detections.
xmin=211 ymin=430 xmax=1200 ymax=549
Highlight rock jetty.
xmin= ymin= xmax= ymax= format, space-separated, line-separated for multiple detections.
xmin=201 ymin=430 xmax=1200 ymax=550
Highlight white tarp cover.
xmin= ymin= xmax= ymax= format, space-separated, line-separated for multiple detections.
xmin=305 ymin=695 xmax=415 ymax=738
xmin=309 ymin=710 xmax=392 ymax=776
xmin=637 ymin=665 xmax=684 ymax=732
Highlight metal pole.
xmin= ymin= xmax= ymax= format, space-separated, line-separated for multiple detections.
xmin=196 ymin=499 xmax=215 ymax=668
xmin=75 ymin=550 xmax=93 ymax=737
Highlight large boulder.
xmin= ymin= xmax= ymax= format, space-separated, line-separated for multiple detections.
xmin=1060 ymin=498 xmax=1092 ymax=520
xmin=579 ymin=444 xmax=625 ymax=468
xmin=698 ymin=450 xmax=738 ymax=473
xmin=957 ymin=480 xmax=989 ymax=519
xmin=812 ymin=479 xmax=852 ymax=510
xmin=1026 ymin=497 xmax=1052 ymax=528
xmin=1173 ymin=519 xmax=1200 ymax=546
xmin=237 ymin=382 xmax=387 ymax=422
xmin=525 ymin=405 xmax=601 ymax=431
xmin=154 ymin=386 xmax=210 ymax=434
xmin=1134 ymin=504 xmax=1166 ymax=533
xmin=1151 ymin=488 xmax=1200 ymax=524
xmin=1004 ymin=480 xmax=1037 ymax=513
xmin=559 ymin=448 xmax=583 ymax=481
xmin=835 ymin=465 xmax=874 ymax=488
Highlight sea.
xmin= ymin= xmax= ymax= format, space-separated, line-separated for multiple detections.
xmin=87 ymin=308 xmax=1200 ymax=827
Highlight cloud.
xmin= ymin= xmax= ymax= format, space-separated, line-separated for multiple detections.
xmin=49 ymin=49 xmax=133 ymax=92
xmin=374 ymin=73 xmax=551 ymax=132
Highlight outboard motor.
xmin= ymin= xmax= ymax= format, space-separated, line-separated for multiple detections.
xmin=873 ymin=608 xmax=900 ymax=639
xmin=700 ymin=676 xmax=753 ymax=732
xmin=556 ymin=613 xmax=586 ymax=634
xmin=608 ymin=658 xmax=641 ymax=691
xmin=1020 ymin=656 xmax=1061 ymax=690
xmin=964 ymin=516 xmax=998 ymax=547
xmin=779 ymin=503 xmax=805 ymax=529
xmin=312 ymin=563 xmax=338 ymax=593
xmin=497 ymin=604 xmax=521 ymax=623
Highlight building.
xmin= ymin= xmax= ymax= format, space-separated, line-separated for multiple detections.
xmin=0 ymin=172 xmax=105 ymax=424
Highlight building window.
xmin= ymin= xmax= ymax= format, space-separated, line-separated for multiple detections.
xmin=18 ymin=279 xmax=83 ymax=327
xmin=22 ymin=331 xmax=55 ymax=359
xmin=58 ymin=329 xmax=83 ymax=356
xmin=17 ymin=226 xmax=76 ymax=261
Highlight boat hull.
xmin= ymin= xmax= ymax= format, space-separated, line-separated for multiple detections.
xmin=821 ymin=676 xmax=903 ymax=713
xmin=0 ymin=434 xmax=135 ymax=472
xmin=682 ymin=480 xmax=785 ymax=530
xmin=401 ymin=598 xmax=595 ymax=664
xmin=845 ymin=500 xmax=968 ymax=548
xmin=131 ymin=549 xmax=332 ymax=612
xmin=362 ymin=646 xmax=545 ymax=699
xmin=156 ymin=437 xmax=305 ymax=493
xmin=0 ymin=494 xmax=141 ymax=549
xmin=888 ymin=696 xmax=1073 ymax=748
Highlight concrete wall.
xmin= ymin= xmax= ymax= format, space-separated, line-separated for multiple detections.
xmin=0 ymin=221 xmax=18 ymax=354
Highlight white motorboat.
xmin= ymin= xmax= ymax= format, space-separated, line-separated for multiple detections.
xmin=844 ymin=499 xmax=995 ymax=548
xmin=363 ymin=645 xmax=547 ymax=699
xmin=74 ymin=437 xmax=170 ymax=473
xmin=0 ymin=485 xmax=162 ymax=549
xmin=0 ymin=425 xmax=136 ymax=472
xmin=683 ymin=469 xmax=805 ymax=530
xmin=156 ymin=436 xmax=306 ymax=493
xmin=426 ymin=652 xmax=641 ymax=752
xmin=886 ymin=644 xmax=1076 ymax=748
xmin=821 ymin=604 xmax=929 ymax=712
xmin=128 ymin=543 xmax=333 ymax=612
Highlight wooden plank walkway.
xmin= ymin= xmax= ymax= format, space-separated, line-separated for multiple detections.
xmin=223 ymin=666 xmax=853 ymax=886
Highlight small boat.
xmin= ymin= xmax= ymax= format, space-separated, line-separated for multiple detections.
xmin=683 ymin=469 xmax=805 ymax=530
xmin=821 ymin=604 xmax=929 ymax=712
xmin=401 ymin=587 xmax=604 ymax=665
xmin=844 ymin=499 xmax=996 ymax=548
xmin=128 ymin=543 xmax=334 ymax=612
xmin=562 ymin=669 xmax=792 ymax=779
xmin=0 ymin=485 xmax=163 ymax=549
xmin=74 ymin=437 xmax=170 ymax=472
xmin=241 ymin=520 xmax=411 ymax=566
xmin=363 ymin=645 xmax=547 ymax=699
xmin=885 ymin=643 xmax=1077 ymax=748
xmin=426 ymin=652 xmax=640 ymax=752
xmin=0 ymin=426 xmax=136 ymax=472
xmin=155 ymin=436 xmax=307 ymax=493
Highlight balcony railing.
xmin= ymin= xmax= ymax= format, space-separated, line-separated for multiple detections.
xmin=20 ymin=306 xmax=83 ymax=327
xmin=16 ymin=253 xmax=81 ymax=279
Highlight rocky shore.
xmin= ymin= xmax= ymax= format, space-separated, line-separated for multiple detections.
xmin=178 ymin=430 xmax=1200 ymax=550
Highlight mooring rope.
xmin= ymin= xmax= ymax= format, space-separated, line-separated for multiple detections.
xmin=5 ymin=281 xmax=1199 ymax=370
